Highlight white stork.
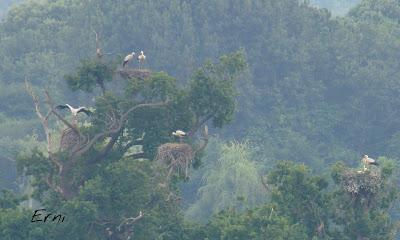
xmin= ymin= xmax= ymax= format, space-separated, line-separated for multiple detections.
xmin=137 ymin=51 xmax=146 ymax=69
xmin=172 ymin=130 xmax=186 ymax=143
xmin=361 ymin=154 xmax=378 ymax=171
xmin=56 ymin=104 xmax=92 ymax=117
xmin=56 ymin=104 xmax=92 ymax=125
xmin=123 ymin=51 xmax=135 ymax=67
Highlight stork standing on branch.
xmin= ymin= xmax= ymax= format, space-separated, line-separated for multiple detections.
xmin=361 ymin=154 xmax=379 ymax=172
xmin=123 ymin=51 xmax=135 ymax=67
xmin=137 ymin=51 xmax=146 ymax=69
xmin=56 ymin=104 xmax=92 ymax=125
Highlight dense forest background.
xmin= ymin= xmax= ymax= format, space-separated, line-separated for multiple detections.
xmin=0 ymin=0 xmax=399 ymax=239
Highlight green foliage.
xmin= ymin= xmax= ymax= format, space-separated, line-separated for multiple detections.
xmin=1 ymin=0 xmax=400 ymax=178
xmin=65 ymin=59 xmax=114 ymax=93
xmin=200 ymin=206 xmax=308 ymax=240
xmin=0 ymin=208 xmax=50 ymax=240
xmin=8 ymin=47 xmax=245 ymax=239
xmin=194 ymin=161 xmax=399 ymax=239
xmin=185 ymin=140 xmax=267 ymax=222
xmin=267 ymin=161 xmax=330 ymax=237
xmin=126 ymin=71 xmax=179 ymax=102
xmin=0 ymin=0 xmax=400 ymax=239
xmin=0 ymin=190 xmax=25 ymax=209
xmin=189 ymin=51 xmax=247 ymax=128
xmin=330 ymin=159 xmax=399 ymax=239
xmin=124 ymin=52 xmax=245 ymax=158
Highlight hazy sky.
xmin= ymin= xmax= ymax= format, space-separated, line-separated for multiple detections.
xmin=0 ymin=0 xmax=22 ymax=19
xmin=310 ymin=0 xmax=361 ymax=15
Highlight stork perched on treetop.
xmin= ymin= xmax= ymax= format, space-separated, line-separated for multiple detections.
xmin=361 ymin=154 xmax=378 ymax=172
xmin=172 ymin=130 xmax=186 ymax=143
xmin=123 ymin=51 xmax=135 ymax=67
xmin=56 ymin=104 xmax=92 ymax=125
xmin=137 ymin=51 xmax=146 ymax=69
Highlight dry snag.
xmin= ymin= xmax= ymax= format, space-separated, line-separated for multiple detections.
xmin=25 ymin=78 xmax=168 ymax=200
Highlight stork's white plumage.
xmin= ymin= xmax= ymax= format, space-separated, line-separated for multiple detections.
xmin=173 ymin=130 xmax=186 ymax=143
xmin=56 ymin=104 xmax=92 ymax=117
xmin=361 ymin=154 xmax=378 ymax=171
xmin=123 ymin=51 xmax=135 ymax=67
xmin=172 ymin=130 xmax=186 ymax=137
xmin=137 ymin=51 xmax=146 ymax=69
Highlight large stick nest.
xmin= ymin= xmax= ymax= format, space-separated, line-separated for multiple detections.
xmin=117 ymin=68 xmax=151 ymax=80
xmin=60 ymin=128 xmax=82 ymax=151
xmin=155 ymin=143 xmax=194 ymax=180
xmin=340 ymin=169 xmax=382 ymax=197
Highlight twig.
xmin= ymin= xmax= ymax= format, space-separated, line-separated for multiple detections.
xmin=117 ymin=211 xmax=143 ymax=231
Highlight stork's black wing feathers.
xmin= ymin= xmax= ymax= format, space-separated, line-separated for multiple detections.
xmin=56 ymin=104 xmax=69 ymax=110
xmin=78 ymin=108 xmax=93 ymax=116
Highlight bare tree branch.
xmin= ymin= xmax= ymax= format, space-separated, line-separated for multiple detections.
xmin=45 ymin=175 xmax=62 ymax=194
xmin=25 ymin=79 xmax=52 ymax=152
xmin=188 ymin=113 xmax=213 ymax=137
xmin=43 ymin=90 xmax=81 ymax=136
xmin=260 ymin=175 xmax=269 ymax=191
xmin=193 ymin=125 xmax=209 ymax=155
xmin=93 ymin=30 xmax=102 ymax=59
xmin=25 ymin=79 xmax=63 ymax=174
xmin=73 ymin=100 xmax=169 ymax=158
xmin=117 ymin=211 xmax=144 ymax=231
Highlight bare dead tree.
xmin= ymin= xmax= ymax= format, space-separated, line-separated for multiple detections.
xmin=25 ymin=79 xmax=64 ymax=195
xmin=26 ymin=79 xmax=169 ymax=199
xmin=94 ymin=30 xmax=102 ymax=59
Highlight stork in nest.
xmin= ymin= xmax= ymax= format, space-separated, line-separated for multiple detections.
xmin=123 ymin=51 xmax=135 ymax=67
xmin=137 ymin=51 xmax=146 ymax=69
xmin=172 ymin=130 xmax=186 ymax=143
xmin=361 ymin=154 xmax=378 ymax=172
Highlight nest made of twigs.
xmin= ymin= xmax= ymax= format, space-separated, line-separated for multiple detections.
xmin=340 ymin=169 xmax=382 ymax=196
xmin=60 ymin=128 xmax=82 ymax=151
xmin=117 ymin=68 xmax=151 ymax=80
xmin=155 ymin=143 xmax=194 ymax=179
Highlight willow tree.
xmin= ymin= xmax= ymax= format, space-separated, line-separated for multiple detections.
xmin=185 ymin=140 xmax=267 ymax=222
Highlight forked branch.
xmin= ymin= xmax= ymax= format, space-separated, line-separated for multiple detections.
xmin=43 ymin=90 xmax=81 ymax=135
xmin=73 ymin=100 xmax=169 ymax=157
xmin=117 ymin=211 xmax=144 ymax=231
xmin=25 ymin=79 xmax=62 ymax=173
